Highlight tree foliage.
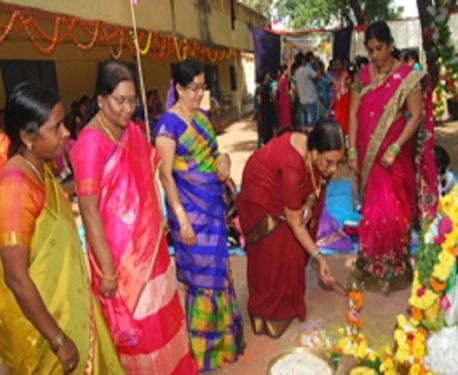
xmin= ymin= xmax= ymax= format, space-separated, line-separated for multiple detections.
xmin=275 ymin=0 xmax=403 ymax=29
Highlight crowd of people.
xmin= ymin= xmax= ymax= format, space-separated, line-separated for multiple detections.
xmin=0 ymin=18 xmax=453 ymax=374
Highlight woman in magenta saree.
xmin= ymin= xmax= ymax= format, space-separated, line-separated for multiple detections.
xmin=70 ymin=61 xmax=196 ymax=374
xmin=276 ymin=65 xmax=293 ymax=128
xmin=348 ymin=21 xmax=437 ymax=293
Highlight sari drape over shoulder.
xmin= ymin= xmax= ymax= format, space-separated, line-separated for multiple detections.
xmin=155 ymin=110 xmax=244 ymax=372
xmin=0 ymin=167 xmax=124 ymax=374
xmin=71 ymin=123 xmax=196 ymax=375
xmin=237 ymin=132 xmax=325 ymax=321
xmin=354 ymin=64 xmax=437 ymax=290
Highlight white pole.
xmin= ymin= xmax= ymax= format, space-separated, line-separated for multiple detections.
xmin=129 ymin=0 xmax=151 ymax=142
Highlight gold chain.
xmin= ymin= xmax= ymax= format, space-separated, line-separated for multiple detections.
xmin=21 ymin=155 xmax=44 ymax=184
xmin=307 ymin=154 xmax=321 ymax=199
xmin=96 ymin=112 xmax=119 ymax=143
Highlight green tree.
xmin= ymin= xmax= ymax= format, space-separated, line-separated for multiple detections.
xmin=275 ymin=0 xmax=403 ymax=29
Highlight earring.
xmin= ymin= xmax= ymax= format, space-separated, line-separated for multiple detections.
xmin=27 ymin=143 xmax=32 ymax=150
xmin=98 ymin=101 xmax=102 ymax=109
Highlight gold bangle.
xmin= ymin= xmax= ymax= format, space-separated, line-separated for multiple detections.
xmin=50 ymin=332 xmax=66 ymax=353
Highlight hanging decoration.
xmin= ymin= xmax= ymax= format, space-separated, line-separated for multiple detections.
xmin=0 ymin=6 xmax=254 ymax=63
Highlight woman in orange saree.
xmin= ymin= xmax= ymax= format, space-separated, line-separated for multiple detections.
xmin=0 ymin=82 xmax=123 ymax=374
xmin=70 ymin=61 xmax=196 ymax=374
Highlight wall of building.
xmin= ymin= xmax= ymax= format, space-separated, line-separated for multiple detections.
xmin=0 ymin=1 xmax=264 ymax=118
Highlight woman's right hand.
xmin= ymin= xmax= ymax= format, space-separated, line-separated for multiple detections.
xmin=179 ymin=220 xmax=196 ymax=246
xmin=347 ymin=158 xmax=359 ymax=173
xmin=100 ymin=277 xmax=117 ymax=299
xmin=317 ymin=257 xmax=334 ymax=286
xmin=56 ymin=336 xmax=79 ymax=373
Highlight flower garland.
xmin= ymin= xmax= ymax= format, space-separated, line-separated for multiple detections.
xmin=0 ymin=6 xmax=253 ymax=63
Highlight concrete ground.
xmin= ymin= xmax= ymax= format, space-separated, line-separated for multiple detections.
xmin=209 ymin=118 xmax=458 ymax=374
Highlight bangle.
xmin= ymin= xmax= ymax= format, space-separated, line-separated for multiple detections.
xmin=175 ymin=206 xmax=185 ymax=216
xmin=347 ymin=148 xmax=358 ymax=160
xmin=388 ymin=143 xmax=400 ymax=156
xmin=50 ymin=332 xmax=66 ymax=353
xmin=310 ymin=250 xmax=322 ymax=261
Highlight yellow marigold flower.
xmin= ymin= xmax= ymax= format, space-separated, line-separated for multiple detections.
xmin=409 ymin=289 xmax=438 ymax=310
xmin=397 ymin=314 xmax=408 ymax=327
xmin=356 ymin=341 xmax=368 ymax=359
xmin=395 ymin=347 xmax=410 ymax=363
xmin=409 ymin=363 xmax=422 ymax=375
xmin=394 ymin=329 xmax=406 ymax=344
xmin=413 ymin=341 xmax=425 ymax=359
xmin=337 ymin=327 xmax=345 ymax=335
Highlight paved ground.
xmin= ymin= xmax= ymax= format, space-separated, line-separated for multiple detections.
xmin=210 ymin=118 xmax=458 ymax=374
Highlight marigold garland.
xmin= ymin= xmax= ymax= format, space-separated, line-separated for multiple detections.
xmin=0 ymin=6 xmax=254 ymax=63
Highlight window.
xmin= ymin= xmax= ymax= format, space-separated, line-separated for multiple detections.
xmin=0 ymin=60 xmax=59 ymax=97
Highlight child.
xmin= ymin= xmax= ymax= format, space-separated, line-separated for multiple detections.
xmin=434 ymin=145 xmax=456 ymax=196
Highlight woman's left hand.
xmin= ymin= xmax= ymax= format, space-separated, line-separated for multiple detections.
xmin=380 ymin=149 xmax=396 ymax=168
xmin=217 ymin=154 xmax=231 ymax=182
xmin=317 ymin=257 xmax=334 ymax=286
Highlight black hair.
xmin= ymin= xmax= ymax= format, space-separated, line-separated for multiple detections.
xmin=307 ymin=122 xmax=345 ymax=153
xmin=403 ymin=49 xmax=419 ymax=64
xmin=86 ymin=60 xmax=137 ymax=121
xmin=304 ymin=51 xmax=315 ymax=64
xmin=172 ymin=59 xmax=204 ymax=102
xmin=4 ymin=81 xmax=60 ymax=156
xmin=434 ymin=145 xmax=450 ymax=175
xmin=364 ymin=20 xmax=394 ymax=46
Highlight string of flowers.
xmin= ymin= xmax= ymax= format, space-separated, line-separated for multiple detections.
xmin=0 ymin=6 xmax=253 ymax=63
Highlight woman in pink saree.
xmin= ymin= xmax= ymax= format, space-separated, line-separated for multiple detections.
xmin=70 ymin=61 xmax=196 ymax=374
xmin=276 ymin=64 xmax=293 ymax=128
xmin=348 ymin=21 xmax=437 ymax=293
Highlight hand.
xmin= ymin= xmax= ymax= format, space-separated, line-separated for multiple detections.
xmin=56 ymin=336 xmax=79 ymax=373
xmin=100 ymin=277 xmax=117 ymax=299
xmin=317 ymin=257 xmax=334 ymax=286
xmin=179 ymin=220 xmax=196 ymax=246
xmin=347 ymin=158 xmax=359 ymax=173
xmin=380 ymin=149 xmax=396 ymax=168
xmin=217 ymin=154 xmax=231 ymax=182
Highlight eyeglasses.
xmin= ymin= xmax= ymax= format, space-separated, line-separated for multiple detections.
xmin=110 ymin=95 xmax=140 ymax=107
xmin=185 ymin=84 xmax=208 ymax=93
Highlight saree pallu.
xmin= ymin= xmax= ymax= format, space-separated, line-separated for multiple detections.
xmin=0 ymin=133 xmax=9 ymax=167
xmin=355 ymin=65 xmax=437 ymax=289
xmin=155 ymin=110 xmax=244 ymax=371
xmin=0 ymin=168 xmax=123 ymax=374
xmin=72 ymin=124 xmax=196 ymax=374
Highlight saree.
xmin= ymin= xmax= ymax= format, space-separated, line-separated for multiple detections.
xmin=355 ymin=64 xmax=437 ymax=290
xmin=333 ymin=70 xmax=351 ymax=135
xmin=276 ymin=75 xmax=292 ymax=128
xmin=0 ymin=167 xmax=124 ymax=374
xmin=237 ymin=132 xmax=325 ymax=323
xmin=0 ymin=133 xmax=9 ymax=168
xmin=155 ymin=110 xmax=244 ymax=372
xmin=71 ymin=123 xmax=196 ymax=374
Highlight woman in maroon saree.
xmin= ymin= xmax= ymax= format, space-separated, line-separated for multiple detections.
xmin=236 ymin=124 xmax=345 ymax=338
xmin=348 ymin=21 xmax=437 ymax=293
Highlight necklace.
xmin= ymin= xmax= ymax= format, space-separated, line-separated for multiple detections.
xmin=177 ymin=102 xmax=195 ymax=123
xmin=96 ymin=113 xmax=119 ymax=143
xmin=21 ymin=155 xmax=44 ymax=184
xmin=376 ymin=57 xmax=395 ymax=76
xmin=307 ymin=154 xmax=322 ymax=199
